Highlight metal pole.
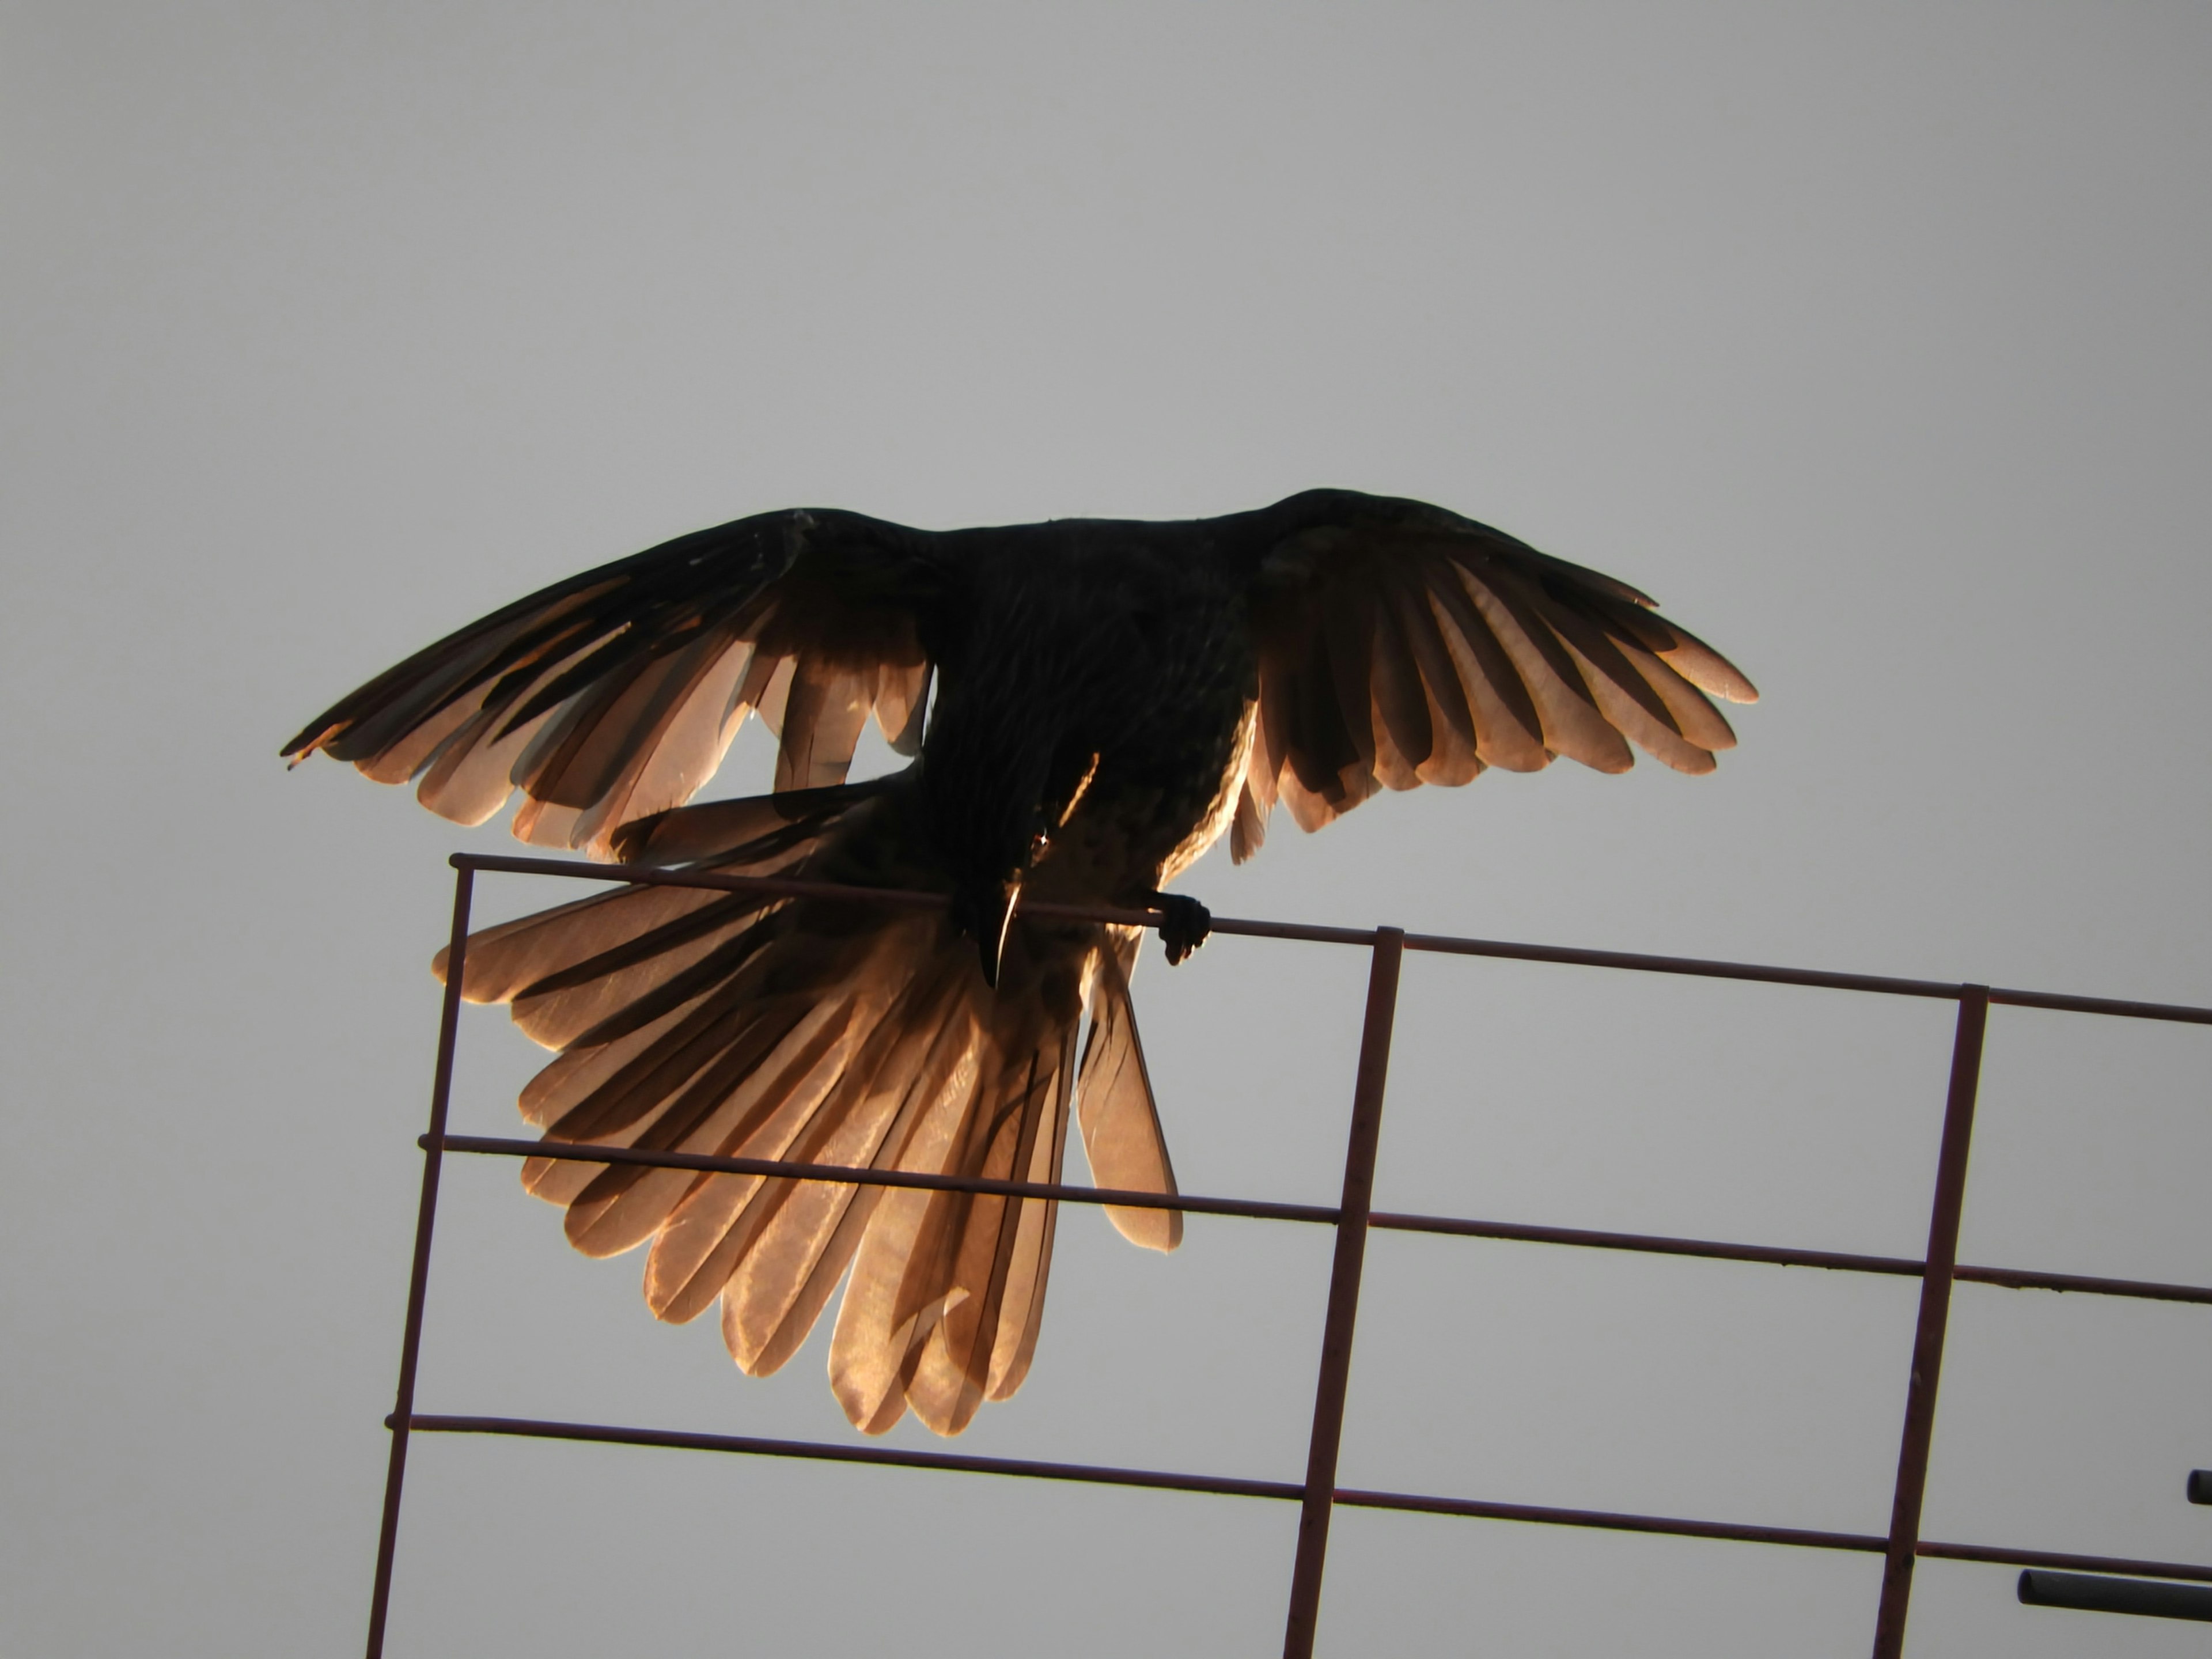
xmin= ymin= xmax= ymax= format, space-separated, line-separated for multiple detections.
xmin=1870 ymin=985 xmax=1988 ymax=1659
xmin=364 ymin=863 xmax=476 ymax=1659
xmin=1283 ymin=927 xmax=1406 ymax=1659
xmin=2017 ymin=1569 xmax=2212 ymax=1622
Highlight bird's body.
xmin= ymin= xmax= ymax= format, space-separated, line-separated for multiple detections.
xmin=919 ymin=513 xmax=1259 ymax=925
xmin=287 ymin=488 xmax=1755 ymax=1435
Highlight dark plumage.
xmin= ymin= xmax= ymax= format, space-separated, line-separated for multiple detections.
xmin=286 ymin=487 xmax=1756 ymax=1434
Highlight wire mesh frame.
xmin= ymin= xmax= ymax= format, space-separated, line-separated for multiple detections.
xmin=363 ymin=852 xmax=2212 ymax=1659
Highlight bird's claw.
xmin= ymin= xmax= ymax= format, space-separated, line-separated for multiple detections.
xmin=1150 ymin=891 xmax=1211 ymax=965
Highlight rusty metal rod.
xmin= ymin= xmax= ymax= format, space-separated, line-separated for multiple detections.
xmin=449 ymin=853 xmax=2212 ymax=1023
xmin=1922 ymin=1543 xmax=2212 ymax=1582
xmin=1980 ymin=986 xmax=2212 ymax=1026
xmin=1374 ymin=1213 xmax=2212 ymax=1308
xmin=1872 ymin=986 xmax=1989 ymax=1659
xmin=364 ymin=866 xmax=476 ymax=1659
xmin=2017 ymin=1569 xmax=2212 ymax=1621
xmin=1406 ymin=932 xmax=2212 ymax=1024
xmin=1283 ymin=927 xmax=1406 ymax=1659
xmin=433 ymin=1135 xmax=2212 ymax=1306
xmin=399 ymin=1413 xmax=1302 ymax=1501
xmin=434 ymin=1134 xmax=1339 ymax=1225
xmin=1947 ymin=1263 xmax=2212 ymax=1305
xmin=392 ymin=1412 xmax=2212 ymax=1585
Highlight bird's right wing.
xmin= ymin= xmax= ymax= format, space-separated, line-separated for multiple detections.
xmin=282 ymin=509 xmax=940 ymax=858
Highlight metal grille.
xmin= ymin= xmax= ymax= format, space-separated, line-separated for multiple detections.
xmin=363 ymin=852 xmax=2212 ymax=1658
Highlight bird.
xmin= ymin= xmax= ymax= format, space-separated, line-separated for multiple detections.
xmin=284 ymin=487 xmax=1756 ymax=1437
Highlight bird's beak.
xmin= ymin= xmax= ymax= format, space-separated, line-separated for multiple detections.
xmin=963 ymin=877 xmax=1021 ymax=990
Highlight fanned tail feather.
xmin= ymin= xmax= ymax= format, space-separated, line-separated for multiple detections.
xmin=437 ymin=773 xmax=1180 ymax=1436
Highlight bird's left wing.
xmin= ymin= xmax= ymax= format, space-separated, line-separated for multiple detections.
xmin=282 ymin=509 xmax=940 ymax=858
xmin=1227 ymin=490 xmax=1758 ymax=859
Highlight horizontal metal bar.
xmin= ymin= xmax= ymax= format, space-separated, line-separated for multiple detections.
xmin=448 ymin=853 xmax=2212 ymax=1024
xmin=1927 ymin=1543 xmax=2212 ymax=1582
xmin=435 ymin=1138 xmax=2212 ymax=1305
xmin=1984 ymin=987 xmax=2212 ymax=1026
xmin=394 ymin=1414 xmax=2212 ymax=1584
xmin=434 ymin=1135 xmax=1340 ymax=1225
xmin=449 ymin=851 xmax=1370 ymax=944
xmin=453 ymin=852 xmax=957 ymax=913
xmin=2017 ymin=1569 xmax=2212 ymax=1620
xmin=1407 ymin=932 xmax=2212 ymax=1024
xmin=1402 ymin=931 xmax=1965 ymax=1002
xmin=1369 ymin=1211 xmax=1929 ymax=1276
xmin=1334 ymin=1487 xmax=1887 ymax=1553
xmin=1371 ymin=1212 xmax=2212 ymax=1306
xmin=2192 ymin=1470 xmax=2211 ymax=1506
xmin=1949 ymin=1264 xmax=2212 ymax=1306
xmin=400 ymin=1414 xmax=1302 ymax=1501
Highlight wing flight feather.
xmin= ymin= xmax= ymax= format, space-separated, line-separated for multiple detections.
xmin=282 ymin=510 xmax=937 ymax=857
xmin=1232 ymin=497 xmax=1757 ymax=853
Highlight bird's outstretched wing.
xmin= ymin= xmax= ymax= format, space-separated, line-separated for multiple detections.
xmin=1225 ymin=490 xmax=1759 ymax=859
xmin=281 ymin=509 xmax=940 ymax=858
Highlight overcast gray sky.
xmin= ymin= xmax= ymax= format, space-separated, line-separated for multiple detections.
xmin=5 ymin=3 xmax=2209 ymax=1655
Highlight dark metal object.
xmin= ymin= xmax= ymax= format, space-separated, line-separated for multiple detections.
xmin=453 ymin=852 xmax=2212 ymax=1022
xmin=401 ymin=1412 xmax=1303 ymax=1500
xmin=366 ymin=856 xmax=2212 ymax=1654
xmin=1918 ymin=1542 xmax=2212 ymax=1581
xmin=1407 ymin=929 xmax=2212 ymax=1025
xmin=1367 ymin=1213 xmax=2212 ymax=1308
xmin=392 ymin=1412 xmax=2212 ymax=1586
xmin=363 ymin=866 xmax=476 ymax=1659
xmin=1872 ymin=987 xmax=1990 ymax=1659
xmin=435 ymin=1134 xmax=1340 ymax=1226
xmin=434 ymin=1135 xmax=2212 ymax=1308
xmin=2018 ymin=1569 xmax=2212 ymax=1622
xmin=1946 ymin=1263 xmax=2212 ymax=1305
xmin=1283 ymin=927 xmax=1405 ymax=1659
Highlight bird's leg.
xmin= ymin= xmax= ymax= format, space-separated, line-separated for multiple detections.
xmin=1147 ymin=890 xmax=1212 ymax=966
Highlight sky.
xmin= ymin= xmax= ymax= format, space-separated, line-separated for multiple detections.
xmin=4 ymin=3 xmax=2209 ymax=1655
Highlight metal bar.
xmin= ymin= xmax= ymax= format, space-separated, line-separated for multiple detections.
xmin=1919 ymin=1544 xmax=2212 ymax=1583
xmin=1371 ymin=1212 xmax=1926 ymax=1275
xmin=1870 ymin=986 xmax=1990 ymax=1659
xmin=1283 ymin=927 xmax=1407 ymax=1659
xmin=391 ymin=1413 xmax=2212 ymax=1584
xmin=1403 ymin=930 xmax=1965 ymax=1002
xmin=1408 ymin=932 xmax=2212 ymax=1025
xmin=453 ymin=851 xmax=955 ymax=913
xmin=2017 ymin=1569 xmax=2212 ymax=1622
xmin=1345 ymin=1498 xmax=2212 ymax=1585
xmin=400 ymin=1414 xmax=1303 ymax=1501
xmin=1377 ymin=1211 xmax=2212 ymax=1307
xmin=364 ymin=866 xmax=476 ymax=1659
xmin=453 ymin=851 xmax=1374 ymax=944
xmin=435 ymin=1134 xmax=1340 ymax=1225
xmin=449 ymin=851 xmax=2212 ymax=1022
xmin=432 ymin=1136 xmax=2212 ymax=1306
xmin=1949 ymin=1264 xmax=2212 ymax=1305
xmin=1984 ymin=987 xmax=2212 ymax=1027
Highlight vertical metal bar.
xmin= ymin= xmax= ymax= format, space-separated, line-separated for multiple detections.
xmin=1870 ymin=985 xmax=1989 ymax=1659
xmin=1283 ymin=927 xmax=1406 ymax=1659
xmin=364 ymin=864 xmax=476 ymax=1659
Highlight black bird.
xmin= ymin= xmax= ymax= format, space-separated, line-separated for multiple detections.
xmin=285 ymin=487 xmax=1756 ymax=1435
